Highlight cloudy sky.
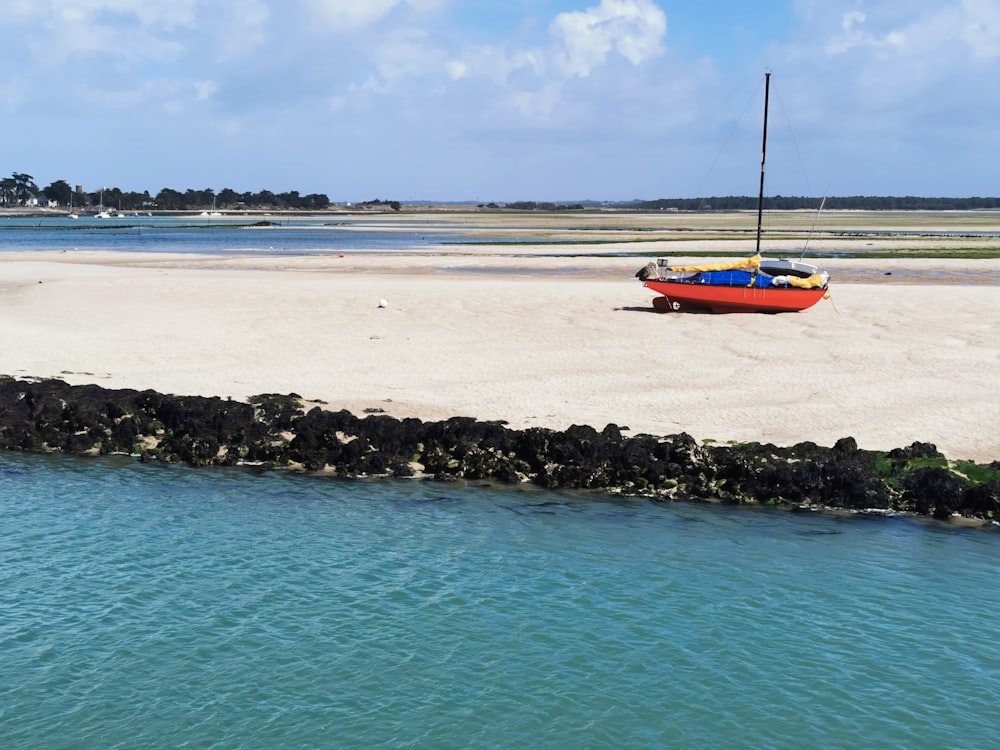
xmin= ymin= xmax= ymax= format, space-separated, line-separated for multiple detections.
xmin=2 ymin=0 xmax=998 ymax=202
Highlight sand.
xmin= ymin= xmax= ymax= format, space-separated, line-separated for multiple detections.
xmin=1 ymin=249 xmax=999 ymax=463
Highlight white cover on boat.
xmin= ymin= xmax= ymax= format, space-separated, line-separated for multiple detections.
xmin=759 ymin=258 xmax=822 ymax=278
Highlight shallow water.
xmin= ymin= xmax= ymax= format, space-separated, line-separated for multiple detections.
xmin=2 ymin=452 xmax=998 ymax=748
xmin=0 ymin=215 xmax=451 ymax=255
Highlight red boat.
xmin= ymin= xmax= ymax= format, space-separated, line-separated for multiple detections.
xmin=640 ymin=254 xmax=829 ymax=314
xmin=638 ymin=73 xmax=830 ymax=314
xmin=646 ymin=283 xmax=827 ymax=314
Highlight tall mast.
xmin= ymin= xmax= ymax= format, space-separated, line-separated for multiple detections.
xmin=755 ymin=72 xmax=770 ymax=255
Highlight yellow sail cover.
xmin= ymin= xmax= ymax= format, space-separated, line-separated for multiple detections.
xmin=785 ymin=273 xmax=827 ymax=289
xmin=649 ymin=254 xmax=828 ymax=289
xmin=663 ymin=254 xmax=762 ymax=273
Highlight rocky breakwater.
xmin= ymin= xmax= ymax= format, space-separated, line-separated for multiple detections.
xmin=1 ymin=377 xmax=998 ymax=522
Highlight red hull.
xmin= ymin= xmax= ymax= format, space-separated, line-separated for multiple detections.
xmin=645 ymin=280 xmax=826 ymax=314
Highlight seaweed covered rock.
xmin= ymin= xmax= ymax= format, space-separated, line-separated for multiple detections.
xmin=1 ymin=377 xmax=997 ymax=521
xmin=901 ymin=466 xmax=970 ymax=519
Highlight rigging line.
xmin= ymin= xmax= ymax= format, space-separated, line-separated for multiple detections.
xmin=801 ymin=192 xmax=828 ymax=259
xmin=771 ymin=85 xmax=814 ymax=197
xmin=770 ymin=83 xmax=831 ymax=260
xmin=763 ymin=82 xmax=825 ymax=250
xmin=691 ymin=77 xmax=765 ymax=213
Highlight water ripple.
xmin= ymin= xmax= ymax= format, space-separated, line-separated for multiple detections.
xmin=1 ymin=453 xmax=998 ymax=748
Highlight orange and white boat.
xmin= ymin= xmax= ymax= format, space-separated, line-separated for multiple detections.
xmin=638 ymin=73 xmax=830 ymax=314
xmin=638 ymin=253 xmax=828 ymax=313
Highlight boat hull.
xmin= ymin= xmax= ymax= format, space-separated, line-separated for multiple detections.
xmin=645 ymin=280 xmax=826 ymax=314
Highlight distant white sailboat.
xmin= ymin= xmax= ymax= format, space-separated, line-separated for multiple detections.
xmin=95 ymin=189 xmax=111 ymax=218
xmin=200 ymin=196 xmax=223 ymax=217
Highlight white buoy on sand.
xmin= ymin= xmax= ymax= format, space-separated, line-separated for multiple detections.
xmin=378 ymin=298 xmax=388 ymax=308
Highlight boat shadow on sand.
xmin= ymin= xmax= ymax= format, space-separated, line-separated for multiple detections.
xmin=615 ymin=304 xmax=791 ymax=315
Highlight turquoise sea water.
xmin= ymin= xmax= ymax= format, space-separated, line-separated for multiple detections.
xmin=2 ymin=452 xmax=998 ymax=749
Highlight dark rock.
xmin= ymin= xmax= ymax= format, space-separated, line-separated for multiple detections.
xmin=888 ymin=441 xmax=944 ymax=464
xmin=962 ymin=481 xmax=1000 ymax=518
xmin=901 ymin=466 xmax=969 ymax=518
xmin=1 ymin=376 xmax=997 ymax=521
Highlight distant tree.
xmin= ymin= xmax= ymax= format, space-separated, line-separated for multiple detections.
xmin=217 ymin=188 xmax=240 ymax=207
xmin=0 ymin=176 xmax=15 ymax=205
xmin=43 ymin=179 xmax=73 ymax=206
xmin=104 ymin=186 xmax=123 ymax=210
xmin=246 ymin=190 xmax=276 ymax=208
xmin=12 ymin=172 xmax=38 ymax=203
xmin=0 ymin=172 xmax=39 ymax=204
xmin=119 ymin=190 xmax=151 ymax=211
xmin=154 ymin=187 xmax=184 ymax=210
xmin=301 ymin=193 xmax=330 ymax=209
xmin=11 ymin=168 xmax=1000 ymax=214
xmin=183 ymin=188 xmax=215 ymax=209
xmin=275 ymin=190 xmax=300 ymax=208
xmin=85 ymin=186 xmax=120 ymax=209
xmin=358 ymin=198 xmax=401 ymax=211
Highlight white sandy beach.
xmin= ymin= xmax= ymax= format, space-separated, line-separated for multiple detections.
xmin=1 ymin=250 xmax=999 ymax=462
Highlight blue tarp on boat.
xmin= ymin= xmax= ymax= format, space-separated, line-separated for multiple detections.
xmin=688 ymin=270 xmax=774 ymax=287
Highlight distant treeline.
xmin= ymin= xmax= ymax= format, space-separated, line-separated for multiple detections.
xmin=1 ymin=172 xmax=333 ymax=211
xmin=489 ymin=201 xmax=587 ymax=211
xmin=146 ymin=187 xmax=332 ymax=211
xmin=74 ymin=185 xmax=332 ymax=211
xmin=7 ymin=171 xmax=1000 ymax=212
xmin=629 ymin=196 xmax=1000 ymax=211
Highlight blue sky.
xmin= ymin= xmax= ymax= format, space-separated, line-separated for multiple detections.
xmin=1 ymin=0 xmax=998 ymax=202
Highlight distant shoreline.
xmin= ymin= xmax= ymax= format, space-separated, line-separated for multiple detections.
xmin=4 ymin=206 xmax=1000 ymax=262
xmin=6 ymin=203 xmax=1000 ymax=217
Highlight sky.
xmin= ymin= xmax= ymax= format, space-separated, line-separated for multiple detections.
xmin=1 ymin=0 xmax=998 ymax=202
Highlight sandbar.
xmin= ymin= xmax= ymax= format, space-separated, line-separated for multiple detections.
xmin=1 ymin=249 xmax=998 ymax=463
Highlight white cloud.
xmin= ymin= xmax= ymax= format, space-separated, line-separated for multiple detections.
xmin=215 ymin=0 xmax=270 ymax=60
xmin=939 ymin=0 xmax=1000 ymax=59
xmin=15 ymin=0 xmax=197 ymax=67
xmin=824 ymin=11 xmax=906 ymax=55
xmin=820 ymin=0 xmax=1000 ymax=60
xmin=444 ymin=60 xmax=470 ymax=80
xmin=0 ymin=0 xmax=41 ymax=23
xmin=7 ymin=0 xmax=1000 ymax=199
xmin=550 ymin=0 xmax=666 ymax=77
xmin=403 ymin=0 xmax=446 ymax=11
xmin=372 ymin=29 xmax=448 ymax=85
xmin=505 ymin=85 xmax=563 ymax=119
xmin=193 ymin=80 xmax=217 ymax=100
xmin=1 ymin=0 xmax=197 ymax=26
xmin=110 ymin=0 xmax=199 ymax=29
xmin=304 ymin=0 xmax=444 ymax=32
xmin=444 ymin=46 xmax=545 ymax=84
xmin=434 ymin=0 xmax=666 ymax=124
xmin=305 ymin=0 xmax=398 ymax=30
